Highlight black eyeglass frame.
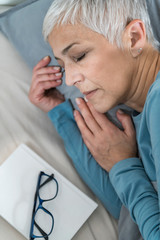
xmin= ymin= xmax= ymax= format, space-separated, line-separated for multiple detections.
xmin=29 ymin=171 xmax=59 ymax=240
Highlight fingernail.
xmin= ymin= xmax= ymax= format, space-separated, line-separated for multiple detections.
xmin=74 ymin=110 xmax=77 ymax=117
xmin=55 ymin=72 xmax=62 ymax=76
xmin=56 ymin=79 xmax=62 ymax=82
xmin=118 ymin=109 xmax=124 ymax=114
xmin=84 ymin=96 xmax=88 ymax=102
xmin=53 ymin=66 xmax=60 ymax=71
xmin=43 ymin=56 xmax=49 ymax=60
xmin=76 ymin=98 xmax=81 ymax=105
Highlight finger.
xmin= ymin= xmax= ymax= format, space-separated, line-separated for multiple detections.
xmin=30 ymin=79 xmax=62 ymax=98
xmin=76 ymin=98 xmax=102 ymax=132
xmin=37 ymin=66 xmax=61 ymax=75
xmin=117 ymin=110 xmax=135 ymax=137
xmin=29 ymin=79 xmax=62 ymax=102
xmin=74 ymin=110 xmax=102 ymax=160
xmin=39 ymin=79 xmax=62 ymax=91
xmin=86 ymin=101 xmax=114 ymax=130
xmin=34 ymin=72 xmax=63 ymax=83
xmin=74 ymin=110 xmax=94 ymax=139
xmin=31 ymin=74 xmax=62 ymax=92
xmin=33 ymin=56 xmax=51 ymax=72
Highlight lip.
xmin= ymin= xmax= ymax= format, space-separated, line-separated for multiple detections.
xmin=83 ymin=89 xmax=98 ymax=100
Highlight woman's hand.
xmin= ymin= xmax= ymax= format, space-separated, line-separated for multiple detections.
xmin=29 ymin=56 xmax=65 ymax=112
xmin=74 ymin=98 xmax=137 ymax=172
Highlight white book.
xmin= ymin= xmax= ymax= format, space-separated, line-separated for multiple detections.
xmin=0 ymin=144 xmax=97 ymax=240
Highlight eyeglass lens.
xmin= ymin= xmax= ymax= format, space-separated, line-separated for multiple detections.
xmin=33 ymin=209 xmax=53 ymax=237
xmin=38 ymin=174 xmax=58 ymax=200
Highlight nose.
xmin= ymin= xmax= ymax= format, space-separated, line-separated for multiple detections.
xmin=64 ymin=65 xmax=84 ymax=86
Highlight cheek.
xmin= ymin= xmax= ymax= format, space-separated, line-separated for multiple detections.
xmin=90 ymin=81 xmax=126 ymax=113
xmin=86 ymin=59 xmax=111 ymax=87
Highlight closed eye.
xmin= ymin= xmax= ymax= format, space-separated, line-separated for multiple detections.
xmin=74 ymin=53 xmax=86 ymax=62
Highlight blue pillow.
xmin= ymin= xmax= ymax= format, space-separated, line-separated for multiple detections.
xmin=0 ymin=0 xmax=159 ymax=69
xmin=0 ymin=0 xmax=159 ymax=112
xmin=146 ymin=0 xmax=160 ymax=45
xmin=0 ymin=0 xmax=54 ymax=68
xmin=0 ymin=0 xmax=83 ymax=107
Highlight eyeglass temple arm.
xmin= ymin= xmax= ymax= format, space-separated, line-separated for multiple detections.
xmin=39 ymin=174 xmax=54 ymax=189
xmin=34 ymin=220 xmax=48 ymax=240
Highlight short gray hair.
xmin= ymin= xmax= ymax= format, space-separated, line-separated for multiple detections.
xmin=43 ymin=0 xmax=159 ymax=49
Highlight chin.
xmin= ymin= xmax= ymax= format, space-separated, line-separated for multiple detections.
xmin=91 ymin=98 xmax=115 ymax=113
xmin=92 ymin=102 xmax=108 ymax=113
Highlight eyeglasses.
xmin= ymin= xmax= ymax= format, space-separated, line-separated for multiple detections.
xmin=29 ymin=171 xmax=59 ymax=240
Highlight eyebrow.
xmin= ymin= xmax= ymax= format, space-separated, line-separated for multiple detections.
xmin=55 ymin=42 xmax=79 ymax=60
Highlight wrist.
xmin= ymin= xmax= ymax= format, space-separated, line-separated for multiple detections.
xmin=46 ymin=99 xmax=65 ymax=113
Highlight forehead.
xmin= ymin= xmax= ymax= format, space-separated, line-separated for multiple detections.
xmin=48 ymin=23 xmax=105 ymax=53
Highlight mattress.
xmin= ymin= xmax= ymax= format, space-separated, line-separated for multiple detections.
xmin=0 ymin=5 xmax=118 ymax=240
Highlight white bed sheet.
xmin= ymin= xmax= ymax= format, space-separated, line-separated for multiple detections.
xmin=0 ymin=5 xmax=118 ymax=240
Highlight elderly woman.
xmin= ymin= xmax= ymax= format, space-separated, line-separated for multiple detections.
xmin=29 ymin=0 xmax=160 ymax=239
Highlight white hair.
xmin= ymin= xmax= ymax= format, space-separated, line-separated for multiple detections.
xmin=43 ymin=0 xmax=159 ymax=49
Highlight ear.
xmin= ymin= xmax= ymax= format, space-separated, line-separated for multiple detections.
xmin=122 ymin=20 xmax=146 ymax=57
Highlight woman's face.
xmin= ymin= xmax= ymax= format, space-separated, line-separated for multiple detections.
xmin=49 ymin=24 xmax=134 ymax=113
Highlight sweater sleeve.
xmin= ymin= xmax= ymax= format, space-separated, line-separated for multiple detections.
xmin=48 ymin=100 xmax=122 ymax=219
xmin=109 ymin=79 xmax=160 ymax=239
xmin=109 ymin=158 xmax=159 ymax=239
xmin=146 ymin=85 xmax=160 ymax=205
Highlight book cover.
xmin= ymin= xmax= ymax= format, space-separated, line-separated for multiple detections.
xmin=0 ymin=144 xmax=98 ymax=240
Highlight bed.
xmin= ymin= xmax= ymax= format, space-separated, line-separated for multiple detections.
xmin=0 ymin=0 xmax=159 ymax=239
xmin=0 ymin=1 xmax=118 ymax=239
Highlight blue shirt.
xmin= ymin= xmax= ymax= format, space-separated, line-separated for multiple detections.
xmin=110 ymin=72 xmax=160 ymax=239
xmin=48 ymin=72 xmax=160 ymax=239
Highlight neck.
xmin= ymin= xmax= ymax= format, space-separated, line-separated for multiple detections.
xmin=126 ymin=45 xmax=160 ymax=112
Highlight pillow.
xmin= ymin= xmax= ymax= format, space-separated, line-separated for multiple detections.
xmin=0 ymin=0 xmax=54 ymax=68
xmin=0 ymin=0 xmax=159 ymax=69
xmin=0 ymin=0 xmax=26 ymax=5
xmin=146 ymin=0 xmax=160 ymax=46
xmin=0 ymin=5 xmax=12 ymax=13
xmin=0 ymin=0 xmax=83 ymax=108
xmin=0 ymin=0 xmax=159 ymax=113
